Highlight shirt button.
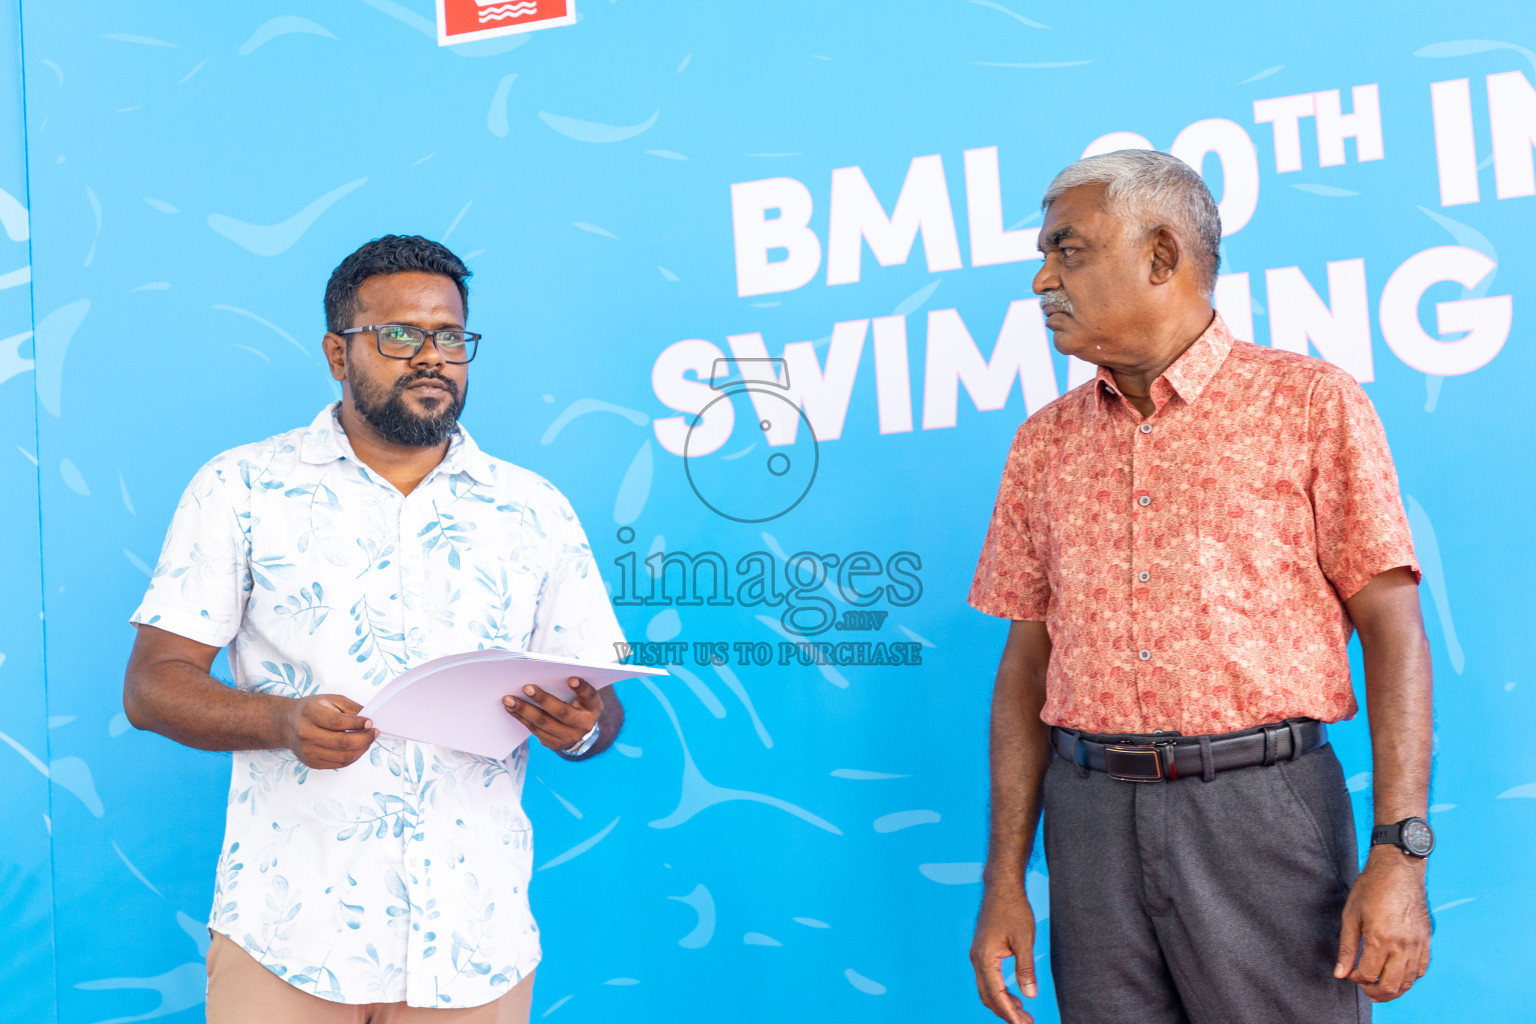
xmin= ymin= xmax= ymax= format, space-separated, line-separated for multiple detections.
xmin=1138 ymin=495 xmax=1152 ymax=507
xmin=1138 ymin=649 xmax=1151 ymax=661
xmin=1139 ymin=423 xmax=1152 ymax=434
xmin=1138 ymin=571 xmax=1150 ymax=582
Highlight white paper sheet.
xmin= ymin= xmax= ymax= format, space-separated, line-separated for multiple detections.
xmin=360 ymin=649 xmax=667 ymax=760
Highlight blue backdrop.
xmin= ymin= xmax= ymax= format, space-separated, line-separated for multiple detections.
xmin=2 ymin=1 xmax=1534 ymax=1021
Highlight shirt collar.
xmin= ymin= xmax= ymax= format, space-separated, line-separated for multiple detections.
xmin=299 ymin=402 xmax=496 ymax=486
xmin=299 ymin=404 xmax=348 ymax=464
xmin=1094 ymin=312 xmax=1235 ymax=410
xmin=439 ymin=421 xmax=496 ymax=485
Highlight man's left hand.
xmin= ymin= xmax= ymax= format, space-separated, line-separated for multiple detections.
xmin=1334 ymin=847 xmax=1431 ymax=1001
xmin=503 ymin=676 xmax=603 ymax=754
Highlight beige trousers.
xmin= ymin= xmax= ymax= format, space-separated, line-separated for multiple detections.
xmin=206 ymin=932 xmax=535 ymax=1024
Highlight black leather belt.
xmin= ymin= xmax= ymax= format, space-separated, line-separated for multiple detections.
xmin=1050 ymin=718 xmax=1327 ymax=782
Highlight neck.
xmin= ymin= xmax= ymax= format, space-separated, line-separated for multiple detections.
xmin=336 ymin=401 xmax=450 ymax=496
xmin=1109 ymin=304 xmax=1215 ymax=412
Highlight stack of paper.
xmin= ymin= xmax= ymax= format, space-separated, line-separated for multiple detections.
xmin=360 ymin=649 xmax=667 ymax=759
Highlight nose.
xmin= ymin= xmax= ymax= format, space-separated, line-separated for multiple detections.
xmin=1032 ymin=257 xmax=1058 ymax=296
xmin=409 ymin=335 xmax=448 ymax=369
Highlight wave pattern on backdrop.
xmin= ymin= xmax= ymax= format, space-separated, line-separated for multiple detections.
xmin=2 ymin=0 xmax=1534 ymax=1021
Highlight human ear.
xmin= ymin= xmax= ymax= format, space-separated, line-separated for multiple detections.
xmin=322 ymin=332 xmax=347 ymax=382
xmin=1149 ymin=226 xmax=1181 ymax=285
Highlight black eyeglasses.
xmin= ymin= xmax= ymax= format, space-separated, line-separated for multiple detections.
xmin=339 ymin=324 xmax=481 ymax=364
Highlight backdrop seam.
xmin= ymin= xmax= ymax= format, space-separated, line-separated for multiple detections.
xmin=14 ymin=2 xmax=63 ymax=1022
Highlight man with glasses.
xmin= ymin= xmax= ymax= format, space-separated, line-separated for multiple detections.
xmin=123 ymin=235 xmax=625 ymax=1022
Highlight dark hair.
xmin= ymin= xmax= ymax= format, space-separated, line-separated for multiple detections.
xmin=324 ymin=235 xmax=472 ymax=334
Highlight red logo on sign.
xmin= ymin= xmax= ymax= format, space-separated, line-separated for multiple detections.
xmin=437 ymin=0 xmax=574 ymax=45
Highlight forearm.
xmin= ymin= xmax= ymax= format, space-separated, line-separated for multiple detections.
xmin=125 ymin=658 xmax=290 ymax=752
xmin=983 ymin=622 xmax=1053 ymax=889
xmin=1361 ymin=625 xmax=1434 ymax=825
xmin=1332 ymin=571 xmax=1435 ymax=1000
xmin=1343 ymin=566 xmax=1434 ymax=868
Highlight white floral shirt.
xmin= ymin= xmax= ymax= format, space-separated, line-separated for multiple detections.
xmin=131 ymin=404 xmax=623 ymax=1008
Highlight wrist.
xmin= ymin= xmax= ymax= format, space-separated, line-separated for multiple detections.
xmin=1365 ymin=843 xmax=1428 ymax=872
xmin=272 ymin=695 xmax=302 ymax=750
xmin=982 ymin=861 xmax=1030 ymax=890
xmin=559 ymin=720 xmax=600 ymax=759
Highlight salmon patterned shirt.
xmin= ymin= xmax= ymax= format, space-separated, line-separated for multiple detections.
xmin=969 ymin=315 xmax=1420 ymax=736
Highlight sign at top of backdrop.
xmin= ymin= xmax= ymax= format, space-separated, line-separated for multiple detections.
xmin=437 ymin=0 xmax=575 ymax=45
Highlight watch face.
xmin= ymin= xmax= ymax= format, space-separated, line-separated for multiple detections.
xmin=1402 ymin=818 xmax=1435 ymax=856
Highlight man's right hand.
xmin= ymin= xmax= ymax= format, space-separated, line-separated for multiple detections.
xmin=971 ymin=885 xmax=1039 ymax=1024
xmin=281 ymin=694 xmax=377 ymax=769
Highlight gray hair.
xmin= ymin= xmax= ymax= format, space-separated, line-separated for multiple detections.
xmin=1041 ymin=149 xmax=1222 ymax=293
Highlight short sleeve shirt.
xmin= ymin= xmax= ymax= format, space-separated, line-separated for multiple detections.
xmin=131 ymin=405 xmax=624 ymax=1008
xmin=968 ymin=315 xmax=1420 ymax=736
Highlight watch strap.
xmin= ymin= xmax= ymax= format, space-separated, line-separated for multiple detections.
xmin=560 ymin=722 xmax=600 ymax=758
xmin=1371 ymin=816 xmax=1433 ymax=856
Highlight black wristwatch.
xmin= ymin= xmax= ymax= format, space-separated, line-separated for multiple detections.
xmin=1370 ymin=816 xmax=1435 ymax=857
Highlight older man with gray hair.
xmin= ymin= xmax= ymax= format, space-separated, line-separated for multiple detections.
xmin=966 ymin=150 xmax=1434 ymax=1024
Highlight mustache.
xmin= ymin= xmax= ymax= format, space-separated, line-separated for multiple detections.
xmin=392 ymin=370 xmax=460 ymax=398
xmin=1038 ymin=289 xmax=1074 ymax=315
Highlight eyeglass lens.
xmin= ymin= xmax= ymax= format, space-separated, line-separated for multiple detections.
xmin=376 ymin=325 xmax=476 ymax=363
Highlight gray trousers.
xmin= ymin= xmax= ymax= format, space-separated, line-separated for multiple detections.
xmin=1042 ymin=739 xmax=1370 ymax=1024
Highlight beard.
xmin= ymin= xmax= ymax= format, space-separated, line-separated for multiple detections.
xmin=349 ymin=364 xmax=467 ymax=447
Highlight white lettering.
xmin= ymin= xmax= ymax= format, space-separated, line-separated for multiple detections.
xmin=1488 ymin=70 xmax=1536 ymax=200
xmin=1265 ymin=259 xmax=1373 ymax=382
xmin=1214 ymin=272 xmax=1255 ymax=344
xmin=871 ymin=315 xmax=914 ymax=434
xmin=652 ymin=339 xmax=732 ymax=456
xmin=730 ymin=177 xmax=823 ymax=298
xmin=725 ymin=321 xmax=868 ymax=444
xmin=827 ymin=155 xmax=963 ymax=285
xmin=1313 ymin=84 xmax=1384 ymax=166
xmin=1169 ymin=118 xmax=1261 ymax=235
xmin=921 ymin=301 xmax=1058 ymax=429
xmin=1380 ymin=246 xmax=1511 ymax=376
xmin=1431 ymin=79 xmax=1480 ymax=206
xmin=1253 ymin=92 xmax=1316 ymax=173
xmin=963 ymin=146 xmax=1040 ymax=267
